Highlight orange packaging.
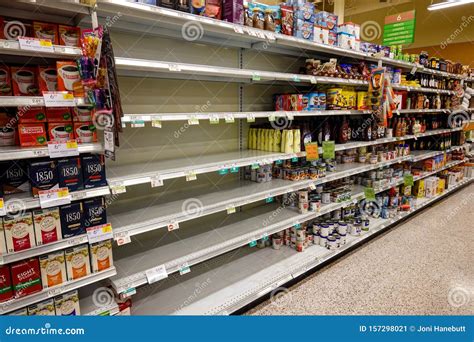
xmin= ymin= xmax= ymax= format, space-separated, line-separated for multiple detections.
xmin=56 ymin=61 xmax=80 ymax=92
xmin=48 ymin=122 xmax=74 ymax=142
xmin=18 ymin=123 xmax=47 ymax=147
xmin=74 ymin=121 xmax=97 ymax=144
xmin=39 ymin=251 xmax=66 ymax=288
xmin=90 ymin=240 xmax=113 ymax=273
xmin=37 ymin=66 xmax=57 ymax=92
xmin=0 ymin=65 xmax=12 ymax=96
xmin=33 ymin=21 xmax=59 ymax=45
xmin=65 ymin=244 xmax=91 ymax=281
xmin=11 ymin=66 xmax=39 ymax=96
xmin=46 ymin=107 xmax=72 ymax=122
xmin=58 ymin=25 xmax=81 ymax=47
xmin=18 ymin=106 xmax=46 ymax=123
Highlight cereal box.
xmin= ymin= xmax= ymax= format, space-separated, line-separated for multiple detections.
xmin=11 ymin=66 xmax=39 ymax=96
xmin=33 ymin=21 xmax=59 ymax=45
xmin=0 ymin=65 xmax=12 ymax=96
xmin=58 ymin=25 xmax=80 ymax=47
xmin=27 ymin=298 xmax=56 ymax=316
xmin=65 ymin=244 xmax=91 ymax=281
xmin=39 ymin=250 xmax=66 ymax=288
xmin=37 ymin=66 xmax=57 ymax=92
xmin=0 ymin=265 xmax=13 ymax=302
xmin=90 ymin=240 xmax=113 ymax=273
xmin=33 ymin=207 xmax=62 ymax=245
xmin=57 ymin=61 xmax=80 ymax=92
xmin=18 ymin=106 xmax=47 ymax=123
xmin=3 ymin=212 xmax=35 ymax=253
xmin=48 ymin=122 xmax=74 ymax=142
xmin=11 ymin=258 xmax=42 ymax=298
xmin=18 ymin=123 xmax=47 ymax=147
xmin=54 ymin=290 xmax=81 ymax=315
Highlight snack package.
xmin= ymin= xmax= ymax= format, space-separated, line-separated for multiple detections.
xmin=11 ymin=66 xmax=39 ymax=96
xmin=58 ymin=25 xmax=81 ymax=47
xmin=38 ymin=66 xmax=58 ymax=92
xmin=0 ymin=65 xmax=12 ymax=96
xmin=33 ymin=21 xmax=59 ymax=45
xmin=280 ymin=5 xmax=294 ymax=36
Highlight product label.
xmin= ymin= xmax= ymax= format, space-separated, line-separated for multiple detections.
xmin=39 ymin=188 xmax=71 ymax=209
xmin=145 ymin=264 xmax=168 ymax=284
xmin=305 ymin=143 xmax=319 ymax=161
xmin=42 ymin=91 xmax=75 ymax=107
xmin=86 ymin=223 xmax=113 ymax=244
xmin=47 ymin=140 xmax=79 ymax=158
xmin=364 ymin=187 xmax=376 ymax=201
xmin=404 ymin=174 xmax=414 ymax=186
xmin=322 ymin=141 xmax=336 ymax=159
xmin=18 ymin=37 xmax=54 ymax=52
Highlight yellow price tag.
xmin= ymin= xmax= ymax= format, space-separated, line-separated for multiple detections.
xmin=63 ymin=93 xmax=74 ymax=100
xmin=102 ymin=224 xmax=113 ymax=233
xmin=40 ymin=39 xmax=53 ymax=47
xmin=58 ymin=189 xmax=70 ymax=198
xmin=66 ymin=140 xmax=78 ymax=149
xmin=0 ymin=198 xmax=4 ymax=209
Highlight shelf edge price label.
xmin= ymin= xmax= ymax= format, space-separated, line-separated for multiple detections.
xmin=179 ymin=262 xmax=191 ymax=275
xmin=188 ymin=115 xmax=199 ymax=125
xmin=265 ymin=196 xmax=274 ymax=203
xmin=47 ymin=286 xmax=64 ymax=298
xmin=292 ymin=75 xmax=300 ymax=82
xmin=249 ymin=239 xmax=257 ymax=247
xmin=168 ymin=63 xmax=181 ymax=72
xmin=42 ymin=91 xmax=75 ymax=107
xmin=145 ymin=264 xmax=168 ymax=284
xmin=151 ymin=175 xmax=164 ymax=188
xmin=247 ymin=113 xmax=255 ymax=123
xmin=233 ymin=25 xmax=244 ymax=34
xmin=309 ymin=183 xmax=316 ymax=190
xmin=404 ymin=174 xmax=414 ymax=186
xmin=310 ymin=76 xmax=317 ymax=84
xmin=230 ymin=166 xmax=239 ymax=173
xmin=251 ymin=163 xmax=259 ymax=170
xmin=151 ymin=119 xmax=162 ymax=128
xmin=0 ymin=198 xmax=5 ymax=216
xmin=47 ymin=140 xmax=79 ymax=158
xmin=114 ymin=231 xmax=131 ymax=246
xmin=18 ymin=36 xmax=54 ymax=52
xmin=167 ymin=221 xmax=179 ymax=232
xmin=110 ymin=182 xmax=126 ymax=194
xmin=269 ymin=113 xmax=276 ymax=122
xmin=39 ymin=188 xmax=71 ymax=208
xmin=185 ymin=171 xmax=197 ymax=181
xmin=286 ymin=112 xmax=294 ymax=120
xmin=226 ymin=205 xmax=236 ymax=214
xmin=218 ymin=168 xmax=229 ymax=175
xmin=209 ymin=114 xmax=219 ymax=124
xmin=224 ymin=114 xmax=235 ymax=123
xmin=121 ymin=287 xmax=136 ymax=298
xmin=86 ymin=223 xmax=113 ymax=244
xmin=252 ymin=73 xmax=261 ymax=81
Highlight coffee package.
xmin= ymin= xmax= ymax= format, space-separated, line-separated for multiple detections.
xmin=60 ymin=202 xmax=84 ymax=238
xmin=82 ymin=154 xmax=107 ymax=189
xmin=28 ymin=159 xmax=59 ymax=197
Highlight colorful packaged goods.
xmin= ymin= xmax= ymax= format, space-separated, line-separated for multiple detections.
xmin=11 ymin=258 xmax=42 ymax=298
xmin=33 ymin=207 xmax=62 ymax=245
xmin=3 ymin=212 xmax=35 ymax=253
xmin=39 ymin=251 xmax=67 ymax=288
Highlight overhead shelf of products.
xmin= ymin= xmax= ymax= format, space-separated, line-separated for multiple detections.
xmin=0 ymin=267 xmax=117 ymax=315
xmin=0 ymin=39 xmax=82 ymax=58
xmin=0 ymin=143 xmax=103 ymax=161
xmin=129 ymin=177 xmax=472 ymax=315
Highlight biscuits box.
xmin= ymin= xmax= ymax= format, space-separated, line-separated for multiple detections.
xmin=27 ymin=298 xmax=56 ymax=316
xmin=18 ymin=124 xmax=47 ymax=147
xmin=33 ymin=207 xmax=62 ymax=245
xmin=73 ymin=106 xmax=93 ymax=122
xmin=314 ymin=26 xmax=329 ymax=45
xmin=337 ymin=32 xmax=356 ymax=50
xmin=0 ymin=160 xmax=30 ymax=194
xmin=83 ymin=197 xmax=107 ymax=228
xmin=39 ymin=250 xmax=66 ymax=288
xmin=3 ymin=212 xmax=35 ymax=253
xmin=58 ymin=25 xmax=81 ymax=47
xmin=0 ymin=65 xmax=12 ymax=96
xmin=37 ymin=66 xmax=58 ymax=92
xmin=46 ymin=107 xmax=73 ymax=122
xmin=28 ymin=159 xmax=59 ymax=197
xmin=11 ymin=66 xmax=39 ymax=96
xmin=90 ymin=240 xmax=113 ymax=273
xmin=0 ymin=265 xmax=13 ymax=302
xmin=33 ymin=21 xmax=59 ymax=45
xmin=60 ymin=202 xmax=85 ymax=238
xmin=18 ymin=106 xmax=47 ymax=123
xmin=54 ymin=290 xmax=81 ymax=315
xmin=58 ymin=157 xmax=84 ymax=192
xmin=314 ymin=11 xmax=338 ymax=32
xmin=294 ymin=2 xmax=314 ymax=22
xmin=74 ymin=121 xmax=97 ymax=144
xmin=82 ymin=154 xmax=107 ymax=189
xmin=11 ymin=258 xmax=42 ymax=298
xmin=57 ymin=61 xmax=80 ymax=92
xmin=65 ymin=244 xmax=91 ymax=281
xmin=48 ymin=122 xmax=74 ymax=142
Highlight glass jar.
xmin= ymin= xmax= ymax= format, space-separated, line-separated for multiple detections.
xmin=252 ymin=7 xmax=264 ymax=30
xmin=264 ymin=9 xmax=275 ymax=32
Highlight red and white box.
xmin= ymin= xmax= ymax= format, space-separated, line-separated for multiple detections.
xmin=3 ymin=212 xmax=36 ymax=253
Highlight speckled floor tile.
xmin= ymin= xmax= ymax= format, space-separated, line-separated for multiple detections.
xmin=247 ymin=184 xmax=474 ymax=315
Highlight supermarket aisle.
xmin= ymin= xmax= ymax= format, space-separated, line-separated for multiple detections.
xmin=248 ymin=184 xmax=474 ymax=315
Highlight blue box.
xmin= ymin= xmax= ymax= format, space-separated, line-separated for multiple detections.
xmin=294 ymin=3 xmax=314 ymax=22
xmin=60 ymin=202 xmax=85 ymax=238
xmin=58 ymin=157 xmax=84 ymax=193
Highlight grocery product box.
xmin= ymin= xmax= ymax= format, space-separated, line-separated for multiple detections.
xmin=82 ymin=154 xmax=107 ymax=189
xmin=294 ymin=2 xmax=314 ymax=22
xmin=48 ymin=122 xmax=74 ymax=142
xmin=424 ymin=177 xmax=438 ymax=198
xmin=337 ymin=32 xmax=356 ymax=50
xmin=294 ymin=19 xmax=313 ymax=40
xmin=0 ymin=265 xmax=13 ymax=302
xmin=46 ymin=107 xmax=73 ymax=122
xmin=314 ymin=11 xmax=338 ymax=32
xmin=328 ymin=31 xmax=337 ymax=46
xmin=222 ymin=0 xmax=243 ymax=24
xmin=73 ymin=106 xmax=93 ymax=122
xmin=338 ymin=22 xmax=360 ymax=40
xmin=28 ymin=298 xmax=56 ymax=316
xmin=90 ymin=239 xmax=113 ymax=273
xmin=54 ymin=290 xmax=81 ymax=315
xmin=57 ymin=61 xmax=81 ymax=92
xmin=60 ymin=202 xmax=85 ymax=238
xmin=0 ymin=160 xmax=29 ymax=194
xmin=11 ymin=258 xmax=42 ymax=298
xmin=437 ymin=178 xmax=446 ymax=194
xmin=0 ymin=65 xmax=12 ymax=96
xmin=280 ymin=5 xmax=294 ymax=36
xmin=18 ymin=124 xmax=47 ymax=147
xmin=83 ymin=197 xmax=107 ymax=228
xmin=37 ymin=66 xmax=58 ymax=92
xmin=3 ymin=212 xmax=35 ymax=253
xmin=58 ymin=25 xmax=81 ymax=47
xmin=58 ymin=157 xmax=84 ymax=192
xmin=413 ymin=179 xmax=425 ymax=198
xmin=18 ymin=106 xmax=46 ymax=123
xmin=314 ymin=26 xmax=329 ymax=45
xmin=65 ymin=244 xmax=91 ymax=281
xmin=33 ymin=21 xmax=59 ymax=45
xmin=39 ymin=250 xmax=66 ymax=288
xmin=33 ymin=207 xmax=62 ymax=245
xmin=74 ymin=121 xmax=97 ymax=143
xmin=11 ymin=66 xmax=39 ymax=96
xmin=28 ymin=159 xmax=59 ymax=197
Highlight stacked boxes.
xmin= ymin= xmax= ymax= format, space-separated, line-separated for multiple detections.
xmin=314 ymin=11 xmax=338 ymax=46
xmin=294 ymin=2 xmax=314 ymax=40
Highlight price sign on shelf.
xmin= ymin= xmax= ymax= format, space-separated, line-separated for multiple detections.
xmin=209 ymin=114 xmax=219 ymax=125
xmin=167 ymin=222 xmax=179 ymax=232
xmin=47 ymin=140 xmax=79 ymax=158
xmin=226 ymin=205 xmax=236 ymax=214
xmin=151 ymin=119 xmax=162 ymax=128
xmin=322 ymin=141 xmax=336 ymax=159
xmin=404 ymin=174 xmax=414 ymax=186
xmin=188 ymin=116 xmax=199 ymax=125
xmin=224 ymin=114 xmax=235 ymax=123
xmin=18 ymin=36 xmax=54 ymax=52
xmin=86 ymin=223 xmax=113 ymax=244
xmin=114 ymin=231 xmax=131 ymax=246
xmin=42 ymin=91 xmax=75 ymax=107
xmin=150 ymin=175 xmax=164 ymax=188
xmin=39 ymin=188 xmax=71 ymax=208
xmin=0 ymin=198 xmax=5 ymax=216
xmin=145 ymin=264 xmax=168 ymax=284
xmin=247 ymin=113 xmax=255 ymax=123
xmin=305 ymin=142 xmax=319 ymax=161
xmin=185 ymin=171 xmax=197 ymax=181
xmin=179 ymin=262 xmax=191 ymax=275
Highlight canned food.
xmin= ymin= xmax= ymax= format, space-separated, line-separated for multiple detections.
xmin=322 ymin=192 xmax=331 ymax=204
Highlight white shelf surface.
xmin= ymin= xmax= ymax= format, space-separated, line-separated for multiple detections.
xmin=0 ymin=39 xmax=82 ymax=58
xmin=0 ymin=267 xmax=117 ymax=315
xmin=80 ymin=284 xmax=120 ymax=316
xmin=0 ymin=143 xmax=103 ymax=161
xmin=129 ymin=177 xmax=472 ymax=315
xmin=110 ymin=155 xmax=465 ymax=294
xmin=3 ymin=186 xmax=110 ymax=214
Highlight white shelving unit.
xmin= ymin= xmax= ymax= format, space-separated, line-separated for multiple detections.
xmin=0 ymin=143 xmax=103 ymax=161
xmin=0 ymin=39 xmax=82 ymax=58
